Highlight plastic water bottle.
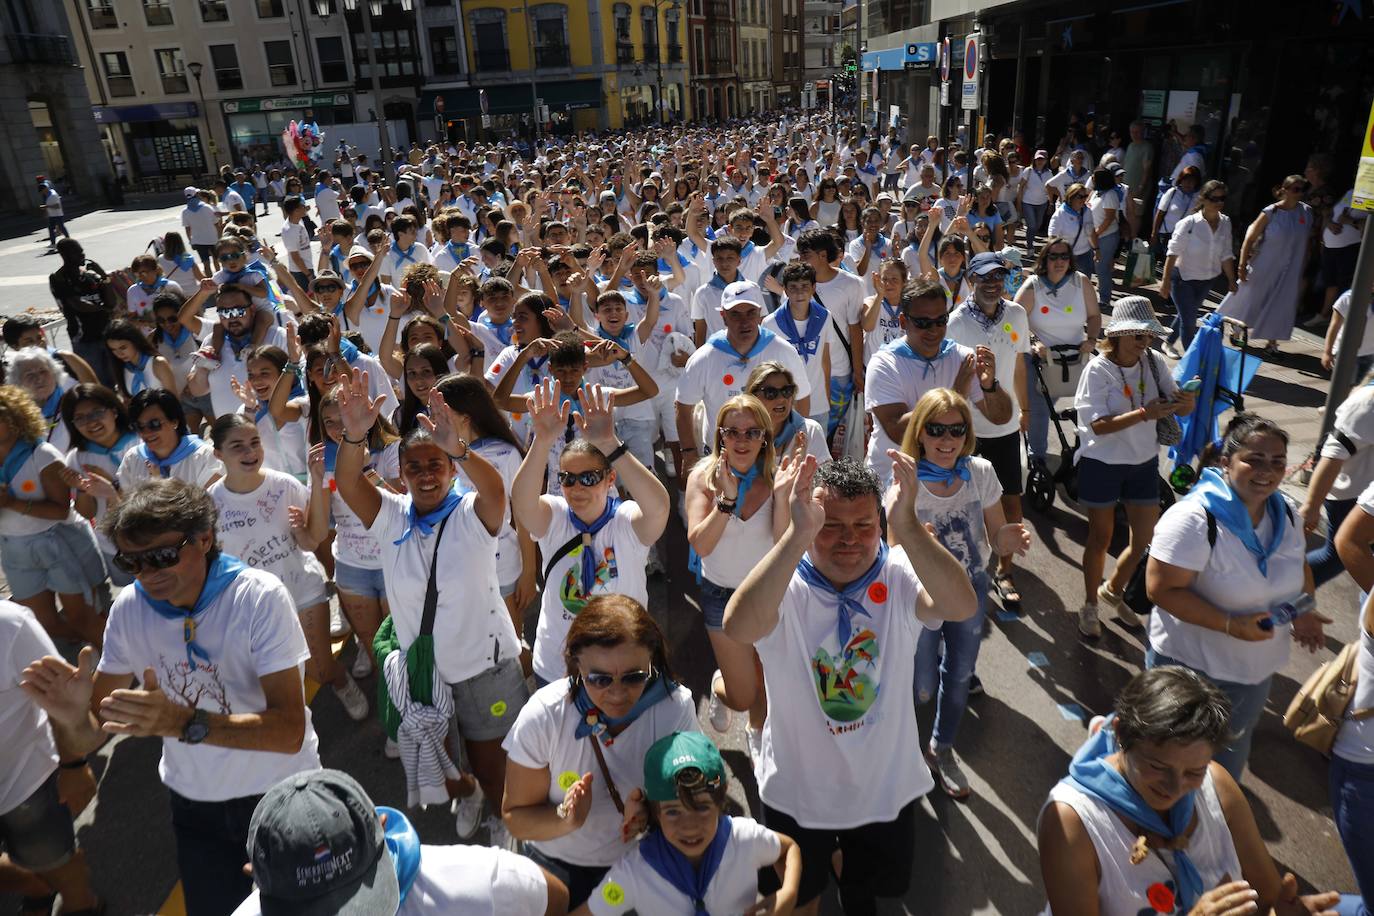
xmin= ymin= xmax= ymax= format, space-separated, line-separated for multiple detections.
xmin=1260 ymin=593 xmax=1315 ymax=631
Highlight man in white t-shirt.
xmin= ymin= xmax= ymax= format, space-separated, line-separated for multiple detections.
xmin=722 ymin=455 xmax=975 ymax=915
xmin=182 ymin=187 xmax=222 ymax=269
xmin=231 ymin=768 xmax=566 ymax=916
xmin=21 ymin=480 xmax=320 ymax=916
xmin=1168 ymin=124 xmax=1208 ymax=186
xmin=214 ymin=178 xmax=247 ymax=215
xmin=796 ymin=228 xmax=868 ymax=437
xmin=37 ymin=178 xmax=68 ymax=250
xmin=675 ymin=280 xmax=810 ymax=461
xmin=314 ymin=170 xmax=342 ymax=222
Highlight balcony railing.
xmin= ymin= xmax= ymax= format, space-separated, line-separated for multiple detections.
xmin=475 ymin=48 xmax=510 ymax=70
xmin=668 ymin=43 xmax=683 ymax=62
xmin=161 ymin=73 xmax=189 ymax=93
xmin=107 ymin=75 xmax=135 ymax=96
xmin=535 ymin=45 xmax=569 ymax=67
xmin=88 ymin=6 xmax=117 ymax=28
xmin=6 ymin=33 xmax=77 ymax=66
xmin=615 ymin=42 xmax=634 ymax=64
xmin=643 ymin=41 xmax=659 ymax=60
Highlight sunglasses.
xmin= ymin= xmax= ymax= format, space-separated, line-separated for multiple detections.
xmin=219 ymin=252 xmax=245 ymax=261
xmin=155 ymin=313 xmax=180 ymax=325
xmin=1046 ymin=251 xmax=1072 ymax=261
xmin=924 ymin=421 xmax=968 ymax=439
xmin=976 ymin=270 xmax=1009 ymax=283
xmin=581 ymin=667 xmax=655 ymax=689
xmin=72 ymin=407 xmax=110 ymax=426
xmin=135 ymin=418 xmax=166 ymax=433
xmin=314 ymin=284 xmax=342 ymax=293
xmin=219 ymin=307 xmax=249 ymax=320
xmin=112 ymin=535 xmax=191 ymax=576
xmin=1205 ymin=195 xmax=1227 ymax=202
xmin=904 ymin=313 xmax=948 ymax=330
xmin=557 ymin=468 xmax=607 ymax=488
xmin=750 ymin=384 xmax=797 ymax=401
xmin=720 ymin=426 xmax=765 ymax=442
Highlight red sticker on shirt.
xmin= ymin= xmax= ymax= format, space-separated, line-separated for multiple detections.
xmin=1041 ymin=305 xmax=1050 ymax=314
xmin=328 ymin=479 xmax=338 ymax=492
xmin=868 ymin=582 xmax=888 ymax=603
xmin=663 ymin=324 xmax=672 ymax=333
xmin=1146 ymin=883 xmax=1175 ymax=913
xmin=722 ymin=374 xmax=734 ymax=386
xmin=491 ymin=364 xmax=501 ymax=374
xmin=20 ymin=480 xmax=36 ymax=493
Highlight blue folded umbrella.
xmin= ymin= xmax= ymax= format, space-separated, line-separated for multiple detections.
xmin=1170 ymin=313 xmax=1261 ymax=468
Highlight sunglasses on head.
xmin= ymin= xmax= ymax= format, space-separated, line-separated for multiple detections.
xmin=750 ymin=383 xmax=797 ymax=401
xmin=135 ymin=418 xmax=166 ymax=433
xmin=219 ymin=307 xmax=249 ymax=320
xmin=581 ymin=667 xmax=655 ymax=689
xmin=557 ymin=468 xmax=607 ymax=488
xmin=925 ymin=421 xmax=967 ymax=439
xmin=904 ymin=313 xmax=948 ymax=330
xmin=720 ymin=426 xmax=765 ymax=442
xmin=112 ymin=535 xmax=191 ymax=576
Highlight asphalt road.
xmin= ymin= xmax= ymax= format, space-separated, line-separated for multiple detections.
xmin=0 ymin=204 xmax=1362 ymax=915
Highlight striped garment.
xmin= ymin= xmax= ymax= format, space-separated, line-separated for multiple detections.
xmin=383 ymin=649 xmax=460 ymax=808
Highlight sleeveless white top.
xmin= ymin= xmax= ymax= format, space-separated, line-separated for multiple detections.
xmin=1039 ymin=771 xmax=1241 ymax=916
xmin=700 ymin=491 xmax=774 ymax=589
xmin=1026 ymin=273 xmax=1091 ymax=347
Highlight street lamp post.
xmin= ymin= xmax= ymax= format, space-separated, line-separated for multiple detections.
xmin=186 ymin=60 xmax=212 ymax=176
xmin=650 ymin=0 xmax=680 ymax=125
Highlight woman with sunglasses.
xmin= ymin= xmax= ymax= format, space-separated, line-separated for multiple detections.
xmin=686 ymin=394 xmax=797 ymax=755
xmin=1150 ymin=166 xmax=1202 ymax=271
xmin=502 ymin=594 xmax=698 ymax=909
xmin=744 ymin=362 xmax=831 ymax=465
xmin=1159 ymin=180 xmax=1236 ymax=358
xmin=333 ymin=367 xmax=527 ymax=847
xmin=116 ymin=389 xmax=222 ymax=493
xmin=512 ymin=379 xmax=670 ymax=688
xmin=207 ymin=414 xmax=369 ymax=722
xmin=895 ymin=388 xmax=1030 ymax=798
xmin=105 ymin=319 xmax=176 ymax=402
xmin=149 ymin=293 xmax=212 ymax=428
xmin=1015 ymin=236 xmax=1101 ymax=467
xmin=1047 ymin=182 xmax=1099 ymax=279
xmin=809 ymin=178 xmax=841 ymax=226
xmin=0 ymin=384 xmax=107 ymax=647
xmin=1218 ymin=175 xmax=1315 ymax=356
xmin=58 ymin=383 xmax=139 ymax=584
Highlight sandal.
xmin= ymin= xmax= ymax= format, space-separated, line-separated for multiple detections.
xmin=991 ymin=572 xmax=1022 ymax=612
xmin=1263 ymin=341 xmax=1280 ymax=356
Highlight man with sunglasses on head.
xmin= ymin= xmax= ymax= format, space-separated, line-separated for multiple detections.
xmin=21 ymin=479 xmax=320 ymax=916
xmin=177 ymin=280 xmax=289 ymax=421
xmin=864 ymin=277 xmax=1011 ymax=490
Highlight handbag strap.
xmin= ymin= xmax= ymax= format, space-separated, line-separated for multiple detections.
xmin=540 ymin=532 xmax=585 ymax=588
xmin=589 ymin=734 xmax=626 ymax=815
xmin=418 ymin=514 xmax=453 ymax=637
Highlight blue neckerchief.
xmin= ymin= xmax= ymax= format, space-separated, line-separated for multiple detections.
xmin=1065 ymin=716 xmax=1204 ymax=911
xmin=0 ymin=439 xmax=36 ymax=488
xmin=315 ymin=182 xmax=330 ymax=198
xmin=136 ymin=553 xmax=247 ymax=668
xmin=141 ymin=434 xmax=203 ymax=478
xmin=796 ymin=540 xmax=889 ymax=648
xmin=707 ymin=328 xmax=776 ymax=365
xmin=394 ymin=485 xmax=463 ymax=545
xmin=639 ymin=815 xmax=733 ymax=916
xmin=572 ymin=674 xmax=671 ymax=746
xmin=445 ymin=240 xmax=471 ymax=263
xmin=344 ymin=279 xmax=383 ymax=310
xmin=729 ymin=464 xmax=759 ymax=518
xmin=377 ymin=807 xmax=422 ymax=906
xmin=391 ymin=241 xmax=419 ymax=267
xmin=557 ymin=294 xmax=571 ymax=309
xmin=125 ymin=352 xmax=152 ymax=395
xmin=625 ymin=284 xmax=667 ymax=307
xmin=338 ymin=337 xmax=361 ymax=366
xmin=225 ymin=329 xmax=254 ymax=360
xmin=917 ymin=456 xmax=972 ymax=486
xmin=1066 ymin=166 xmax=1087 ymax=182
xmin=598 ymin=323 xmax=636 ymax=349
xmin=478 ymin=314 xmax=514 ymax=348
xmin=866 ymin=234 xmax=891 ymax=257
xmin=707 ymin=272 xmax=731 ymax=291
xmin=220 ymin=267 xmax=252 ymax=285
xmin=40 ymin=386 xmax=63 ymax=421
xmin=1184 ymin=467 xmax=1288 ymax=576
xmin=938 ymin=267 xmax=965 ymax=288
xmin=773 ymin=411 xmax=804 ymax=453
xmin=173 ymin=253 xmax=196 ymax=273
xmin=329 ymin=244 xmax=344 ymax=274
xmin=1041 ymin=270 xmax=1075 ymax=294
xmin=739 ymin=241 xmax=756 ymax=259
xmin=525 ymin=352 xmax=548 ymax=388
xmin=881 ymin=297 xmax=902 ymax=325
xmin=656 ymin=253 xmax=691 ymax=272
xmin=323 ymin=439 xmax=340 ymax=472
xmin=138 ymin=277 xmax=168 ymax=295
xmin=886 ymin=336 xmax=956 ymax=379
xmin=774 ymin=302 xmax=829 ymax=361
xmin=1058 ymin=202 xmax=1085 ymax=219
xmin=185 ymin=196 xmax=204 ymax=212
xmin=568 ymin=496 xmax=620 ymax=596
xmin=83 ymin=431 xmax=138 ymax=461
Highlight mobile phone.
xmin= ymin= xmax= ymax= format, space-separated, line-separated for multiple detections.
xmin=1179 ymin=378 xmax=1202 ymax=393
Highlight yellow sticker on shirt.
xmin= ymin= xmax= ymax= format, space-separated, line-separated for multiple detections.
xmin=558 ymin=770 xmax=579 ymax=791
xmin=602 ymin=881 xmax=626 ymax=906
xmin=489 ymin=700 xmax=508 ymax=717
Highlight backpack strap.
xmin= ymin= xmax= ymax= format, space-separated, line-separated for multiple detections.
xmin=1204 ymin=508 xmax=1217 ymax=548
xmin=812 ymin=291 xmax=851 ymax=355
xmin=417 ymin=513 xmax=452 ymax=637
xmin=540 ymin=531 xmax=585 ymax=588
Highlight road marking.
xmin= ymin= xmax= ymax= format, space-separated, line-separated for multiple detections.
xmin=0 ymin=209 xmax=179 ymax=257
xmin=1056 ymin=702 xmax=1086 ymax=722
xmin=2 ymin=275 xmax=55 ymax=286
xmin=1027 ymin=651 xmax=1050 ymax=668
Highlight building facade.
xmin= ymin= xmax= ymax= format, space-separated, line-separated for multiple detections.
xmin=0 ymin=0 xmax=111 ymax=214
xmin=770 ymin=0 xmax=802 ymax=108
xmin=738 ymin=0 xmax=770 ymax=113
xmin=688 ymin=0 xmax=738 ymax=119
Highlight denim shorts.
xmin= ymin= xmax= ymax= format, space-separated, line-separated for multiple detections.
xmin=451 ymin=656 xmax=529 ymax=742
xmin=0 ymin=522 xmax=106 ymax=601
xmin=1076 ymin=456 xmax=1160 ymax=508
xmin=333 ymin=560 xmax=386 ymax=600
xmin=179 ymin=390 xmax=215 ymax=419
xmin=0 ymin=771 xmax=75 ymax=872
xmin=697 ymin=578 xmax=735 ymax=632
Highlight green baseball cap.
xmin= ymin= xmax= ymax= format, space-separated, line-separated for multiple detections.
xmin=643 ymin=732 xmax=726 ymax=803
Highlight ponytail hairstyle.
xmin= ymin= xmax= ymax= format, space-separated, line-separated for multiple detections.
xmin=432 ymin=373 xmax=523 ymax=455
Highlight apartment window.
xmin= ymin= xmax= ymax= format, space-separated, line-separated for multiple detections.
xmin=531 ymin=5 xmax=569 ymax=68
xmin=209 ymin=43 xmax=242 ymax=89
xmin=351 ymin=28 xmax=419 ymax=78
xmin=264 ymin=40 xmax=296 ymax=86
xmin=200 ymin=0 xmax=228 ymax=21
xmin=155 ymin=47 xmax=188 ymax=93
xmin=85 ymin=0 xmax=116 ymax=29
xmin=666 ymin=8 xmax=681 ymax=61
xmin=143 ymin=0 xmax=173 ymax=26
xmin=256 ymin=0 xmax=284 ymax=16
xmin=468 ymin=9 xmax=508 ymax=71
xmin=641 ymin=6 xmax=658 ymax=59
xmin=101 ymin=51 xmax=134 ymax=96
xmin=613 ymin=3 xmax=632 ymax=63
xmin=428 ymin=26 xmax=460 ymax=75
xmin=692 ymin=27 xmax=704 ymax=72
xmin=317 ymin=36 xmax=348 ymax=81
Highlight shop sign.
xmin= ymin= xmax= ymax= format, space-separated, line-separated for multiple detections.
xmin=1354 ymin=99 xmax=1374 ymax=212
xmin=1140 ymin=89 xmax=1166 ymax=122
xmin=222 ymin=93 xmax=350 ymax=114
xmin=93 ymin=102 xmax=199 ymax=123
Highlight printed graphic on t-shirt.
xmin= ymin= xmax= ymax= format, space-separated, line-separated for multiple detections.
xmin=1139 ymin=879 xmax=1178 ymax=915
xmin=158 ymin=657 xmax=231 ymax=714
xmin=811 ymin=627 xmax=880 ymax=725
xmin=558 ymin=544 xmax=618 ymax=616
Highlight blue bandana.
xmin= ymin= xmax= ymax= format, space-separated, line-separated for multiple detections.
xmin=598 ymin=324 xmax=636 ymax=350
xmin=727 ymin=463 xmax=760 ymax=519
xmin=1184 ymin=467 xmax=1288 ymax=576
xmin=225 ymin=329 xmax=254 ymax=360
xmin=136 ymin=553 xmax=247 ymax=668
xmin=329 ymin=244 xmax=345 ymax=274
xmin=796 ymin=540 xmax=889 ymax=647
xmin=393 ymin=485 xmax=464 ymax=545
xmin=773 ymin=303 xmax=829 ymax=362
xmin=707 ymin=272 xmax=731 ymax=291
xmin=885 ymin=336 xmax=956 ymax=379
xmin=125 ymin=352 xmax=153 ymax=395
xmin=185 ymin=196 xmax=204 ymax=212
xmin=40 ymin=386 xmax=63 ymax=422
xmin=0 ymin=440 xmax=36 ymax=488
xmin=656 ymin=253 xmax=691 ymax=272
xmin=391 ymin=241 xmax=419 ymax=268
xmin=378 ymin=807 xmax=422 ymax=906
xmin=639 ymin=816 xmax=733 ymax=916
xmin=478 ymin=314 xmax=515 ymax=348
xmin=445 ymin=240 xmax=471 ymax=264
xmin=707 ymin=327 xmax=776 ymax=365
xmin=138 ymin=277 xmax=169 ymax=296
xmin=773 ymin=411 xmax=804 ymax=453
xmin=140 ymin=434 xmax=204 ymax=478
xmin=173 ymin=253 xmax=196 ymax=274
xmin=917 ymin=456 xmax=972 ymax=486
xmin=84 ymin=431 xmax=138 ymax=462
xmin=568 ymin=496 xmax=620 ymax=596
xmin=572 ymin=674 xmax=672 ymax=747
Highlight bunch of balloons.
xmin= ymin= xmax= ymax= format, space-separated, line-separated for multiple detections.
xmin=280 ymin=119 xmax=325 ymax=169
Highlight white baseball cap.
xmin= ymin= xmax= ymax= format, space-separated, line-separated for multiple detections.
xmin=719 ymin=280 xmax=766 ymax=312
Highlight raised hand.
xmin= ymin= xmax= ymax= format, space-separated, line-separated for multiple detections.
xmin=229 ymin=375 xmax=258 ymax=410
xmin=389 ymin=290 xmax=410 ymax=318
xmin=528 ymin=378 xmax=572 ymax=443
xmin=954 ymin=352 xmax=977 ymax=393
xmin=337 ymin=367 xmax=385 ymax=442
xmin=574 ymin=382 xmax=617 ymax=447
xmin=307 ymin=442 xmax=327 ymax=481
xmin=714 ymin=456 xmax=740 ymax=500
xmin=417 ymin=389 xmax=465 ymax=457
xmin=787 ymin=455 xmax=825 ymax=541
xmin=20 ymin=647 xmax=97 ymax=728
xmin=619 ymin=787 xmax=648 ymax=843
xmin=974 ymin=345 xmax=997 ymax=389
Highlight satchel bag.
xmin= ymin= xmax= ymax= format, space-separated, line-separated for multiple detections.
xmin=1283 ymin=640 xmax=1374 ymax=756
xmin=1146 ymin=352 xmax=1182 ymax=447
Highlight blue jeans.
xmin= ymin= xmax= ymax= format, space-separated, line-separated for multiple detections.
xmin=1022 ymin=202 xmax=1047 ymax=253
xmin=46 ymin=216 xmax=69 ymax=245
xmin=1330 ymin=754 xmax=1374 ymax=916
xmin=1025 ymin=353 xmax=1060 ymax=463
xmin=1146 ymin=648 xmax=1271 ymax=780
xmin=1074 ymin=250 xmax=1096 ymax=280
xmin=1095 ymin=232 xmax=1120 ymax=306
xmin=168 ymin=790 xmax=261 ymax=916
xmin=1308 ymin=497 xmax=1358 ymax=588
xmin=915 ymin=572 xmax=989 ymax=749
xmin=1167 ymin=271 xmax=1217 ymax=350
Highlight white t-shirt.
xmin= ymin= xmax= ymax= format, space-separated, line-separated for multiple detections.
xmin=532 ymin=498 xmax=650 ymax=683
xmin=1089 ymin=186 xmax=1128 ymax=239
xmin=116 ymin=437 xmax=223 ymax=492
xmin=755 ymin=546 xmax=937 ymax=828
xmin=231 ymin=842 xmax=549 ymax=916
xmin=242 ymin=403 xmax=309 ymax=480
xmin=1148 ymin=496 xmax=1304 ymax=685
xmin=366 ymin=489 xmax=520 ymax=684
xmin=209 ymin=471 xmax=329 ymax=606
xmin=96 ymin=568 xmax=321 ymax=801
xmin=1073 ymin=352 xmax=1178 ymax=467
xmin=159 ymin=255 xmax=198 ymax=291
xmin=909 ymin=456 xmax=1002 ymax=574
xmin=588 ymin=817 xmax=781 ymax=916
xmin=314 ymin=186 xmax=342 ymax=222
xmin=324 ymin=441 xmax=398 ymax=569
xmin=1323 ymin=190 xmax=1365 ymax=250
xmin=676 ymin=333 xmax=810 ymax=447
xmin=126 ymin=279 xmax=185 ymax=320
xmin=1047 ymin=205 xmax=1096 ymax=256
xmin=813 ymin=269 xmax=866 ymax=380
xmin=340 ymin=287 xmax=399 ymax=356
xmin=156 ymin=326 xmax=202 ymax=392
xmin=689 ymin=277 xmax=729 ymax=340
xmin=1320 ymin=385 xmax=1374 ymax=502
xmin=380 ymin=242 xmax=433 ymax=284
xmin=502 ymin=679 xmax=699 ymax=867
xmin=627 ymin=291 xmax=690 ymax=388
xmin=1021 ymin=273 xmax=1094 ymax=348
xmin=761 ymin=305 xmax=836 ymax=417
xmin=207 ymin=324 xmax=289 ymax=418
xmin=485 ymin=344 xmax=540 ymax=447
xmin=946 ymin=299 xmax=1031 ymax=438
xmin=459 ymin=437 xmax=525 ymax=587
xmin=0 ymin=601 xmax=59 ymax=815
xmin=280 ymin=220 xmax=312 ymax=269
xmin=863 ymin=296 xmax=906 ymax=363
xmin=1331 ymin=290 xmax=1374 ymax=360
xmin=1021 ymin=167 xmax=1054 ymax=206
xmin=586 ymin=329 xmax=655 ymax=422
xmin=0 ymin=441 xmax=77 ymax=537
xmin=863 ymin=340 xmax=983 ymax=487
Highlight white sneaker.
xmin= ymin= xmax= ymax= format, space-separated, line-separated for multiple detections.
xmin=451 ymin=780 xmax=484 ymax=840
xmin=707 ymin=674 xmax=732 ymax=733
xmin=1078 ymin=603 xmax=1102 ymax=639
xmin=1098 ymin=582 xmax=1139 ymax=628
xmin=662 ymin=452 xmax=677 ymax=478
xmin=330 ymin=603 xmax=352 ymax=639
xmin=351 ymin=647 xmax=374 ymax=678
xmin=925 ymin=743 xmax=972 ymax=799
xmin=485 ymin=815 xmax=519 ymax=853
xmin=745 ymin=724 xmax=763 ymax=766
xmin=384 ymin=738 xmax=401 ymax=759
xmin=334 ymin=675 xmax=369 ymax=721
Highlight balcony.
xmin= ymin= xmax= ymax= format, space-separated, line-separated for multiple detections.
xmin=161 ymin=73 xmax=189 ymax=93
xmin=616 ymin=42 xmax=634 ymax=64
xmin=107 ymin=75 xmax=135 ymax=97
xmin=5 ymin=33 xmax=77 ymax=66
xmin=88 ymin=6 xmax=117 ymax=28
xmin=642 ymin=41 xmax=659 ymax=61
xmin=668 ymin=43 xmax=683 ymax=62
xmin=475 ymin=48 xmax=509 ymax=70
xmin=535 ymin=45 xmax=569 ymax=68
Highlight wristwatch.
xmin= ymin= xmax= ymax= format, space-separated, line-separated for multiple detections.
xmin=180 ymin=708 xmax=210 ymax=745
xmin=981 ymin=378 xmax=999 ymax=393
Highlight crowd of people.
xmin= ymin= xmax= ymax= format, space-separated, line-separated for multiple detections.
xmin=0 ymin=107 xmax=1370 ymax=916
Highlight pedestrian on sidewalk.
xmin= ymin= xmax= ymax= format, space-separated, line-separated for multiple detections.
xmin=36 ymin=177 xmax=69 ymax=251
xmin=1159 ymin=180 xmax=1236 ymax=357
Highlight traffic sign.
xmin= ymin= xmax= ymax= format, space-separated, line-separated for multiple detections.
xmin=1355 ymin=98 xmax=1374 ymax=212
xmin=961 ymin=33 xmax=980 ymax=111
xmin=939 ymin=37 xmax=950 ymax=81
